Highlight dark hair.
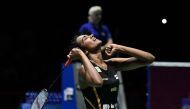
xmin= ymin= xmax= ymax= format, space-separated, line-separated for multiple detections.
xmin=70 ymin=34 xmax=86 ymax=52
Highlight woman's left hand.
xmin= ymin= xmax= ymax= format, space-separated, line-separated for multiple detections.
xmin=105 ymin=44 xmax=119 ymax=56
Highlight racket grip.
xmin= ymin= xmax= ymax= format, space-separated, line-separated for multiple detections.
xmin=64 ymin=59 xmax=71 ymax=67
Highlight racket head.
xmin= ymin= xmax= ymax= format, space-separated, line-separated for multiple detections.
xmin=30 ymin=88 xmax=48 ymax=109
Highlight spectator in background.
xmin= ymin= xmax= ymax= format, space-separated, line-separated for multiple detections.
xmin=79 ymin=6 xmax=113 ymax=51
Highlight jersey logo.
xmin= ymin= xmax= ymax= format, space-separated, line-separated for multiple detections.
xmin=102 ymin=78 xmax=109 ymax=81
xmin=111 ymin=87 xmax=118 ymax=92
xmin=103 ymin=103 xmax=117 ymax=109
xmin=114 ymin=74 xmax=119 ymax=79
xmin=95 ymin=66 xmax=102 ymax=72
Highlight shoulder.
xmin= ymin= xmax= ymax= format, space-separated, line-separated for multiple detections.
xmin=104 ymin=58 xmax=131 ymax=66
xmin=104 ymin=59 xmax=119 ymax=71
xmin=104 ymin=58 xmax=116 ymax=67
xmin=104 ymin=58 xmax=122 ymax=63
xmin=80 ymin=23 xmax=91 ymax=28
xmin=79 ymin=23 xmax=92 ymax=32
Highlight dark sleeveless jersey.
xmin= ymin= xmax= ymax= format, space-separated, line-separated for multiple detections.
xmin=81 ymin=62 xmax=120 ymax=109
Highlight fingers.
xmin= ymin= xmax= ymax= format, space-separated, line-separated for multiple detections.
xmin=67 ymin=51 xmax=72 ymax=59
xmin=105 ymin=45 xmax=116 ymax=56
xmin=67 ymin=55 xmax=70 ymax=59
xmin=67 ymin=47 xmax=82 ymax=60
xmin=105 ymin=47 xmax=112 ymax=53
xmin=105 ymin=51 xmax=112 ymax=56
xmin=105 ymin=48 xmax=112 ymax=56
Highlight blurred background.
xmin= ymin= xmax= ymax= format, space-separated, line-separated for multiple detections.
xmin=0 ymin=0 xmax=189 ymax=109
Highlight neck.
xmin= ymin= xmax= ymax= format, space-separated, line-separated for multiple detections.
xmin=89 ymin=21 xmax=99 ymax=27
xmin=93 ymin=22 xmax=99 ymax=27
xmin=88 ymin=50 xmax=104 ymax=64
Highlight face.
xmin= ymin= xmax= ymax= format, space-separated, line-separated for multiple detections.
xmin=76 ymin=34 xmax=102 ymax=52
xmin=90 ymin=11 xmax=102 ymax=24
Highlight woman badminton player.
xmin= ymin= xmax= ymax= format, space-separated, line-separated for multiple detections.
xmin=67 ymin=34 xmax=155 ymax=109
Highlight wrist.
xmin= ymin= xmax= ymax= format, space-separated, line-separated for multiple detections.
xmin=78 ymin=51 xmax=86 ymax=59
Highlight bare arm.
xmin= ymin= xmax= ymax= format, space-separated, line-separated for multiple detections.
xmin=68 ymin=48 xmax=103 ymax=87
xmin=105 ymin=44 xmax=155 ymax=71
xmin=79 ymin=52 xmax=103 ymax=87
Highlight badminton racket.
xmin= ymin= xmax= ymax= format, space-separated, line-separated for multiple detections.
xmin=30 ymin=59 xmax=71 ymax=109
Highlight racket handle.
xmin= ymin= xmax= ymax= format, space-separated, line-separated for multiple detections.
xmin=64 ymin=59 xmax=71 ymax=67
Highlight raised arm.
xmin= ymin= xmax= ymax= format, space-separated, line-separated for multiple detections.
xmin=105 ymin=44 xmax=155 ymax=71
xmin=67 ymin=48 xmax=103 ymax=87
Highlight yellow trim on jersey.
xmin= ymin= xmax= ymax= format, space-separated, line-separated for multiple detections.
xmin=93 ymin=87 xmax=101 ymax=109
xmin=84 ymin=96 xmax=96 ymax=109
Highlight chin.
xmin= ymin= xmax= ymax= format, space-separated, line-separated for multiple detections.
xmin=97 ymin=39 xmax=102 ymax=44
xmin=97 ymin=40 xmax=102 ymax=46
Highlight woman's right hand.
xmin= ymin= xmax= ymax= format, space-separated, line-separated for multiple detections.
xmin=67 ymin=48 xmax=83 ymax=60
